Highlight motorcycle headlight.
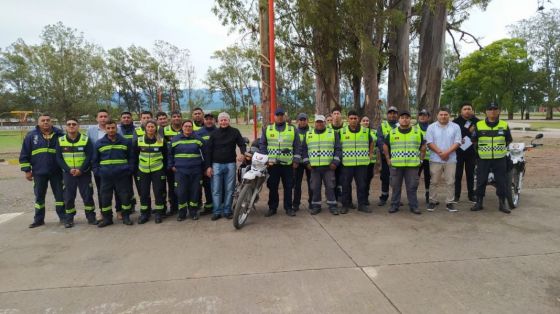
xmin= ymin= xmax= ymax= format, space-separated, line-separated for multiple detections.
xmin=509 ymin=148 xmax=523 ymax=157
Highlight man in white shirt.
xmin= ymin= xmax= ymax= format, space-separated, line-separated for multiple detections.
xmin=425 ymin=108 xmax=462 ymax=212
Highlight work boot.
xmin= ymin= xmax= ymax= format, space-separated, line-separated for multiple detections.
xmin=190 ymin=209 xmax=200 ymax=220
xmin=154 ymin=213 xmax=162 ymax=224
xmin=388 ymin=206 xmax=399 ymax=214
xmin=286 ymin=209 xmax=296 ymax=217
xmin=97 ymin=213 xmax=113 ymax=228
xmin=138 ymin=213 xmax=149 ymax=224
xmin=340 ymin=205 xmax=350 ymax=214
xmin=358 ymin=205 xmax=372 ymax=213
xmin=410 ymin=207 xmax=422 ymax=215
xmin=309 ymin=207 xmax=321 ymax=215
xmin=177 ymin=209 xmax=187 ymax=221
xmin=122 ymin=213 xmax=133 ymax=225
xmin=329 ymin=206 xmax=339 ymax=215
xmin=264 ymin=208 xmax=277 ymax=217
xmin=293 ymin=205 xmax=300 ymax=212
xmin=499 ymin=198 xmax=511 ymax=214
xmin=29 ymin=220 xmax=45 ymax=228
xmin=86 ymin=212 xmax=98 ymax=225
xmin=64 ymin=215 xmax=74 ymax=228
xmin=470 ymin=197 xmax=484 ymax=211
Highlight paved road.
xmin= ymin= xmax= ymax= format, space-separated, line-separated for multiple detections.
xmin=0 ymin=165 xmax=559 ymax=313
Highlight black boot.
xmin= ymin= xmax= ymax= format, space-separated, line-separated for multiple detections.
xmin=264 ymin=208 xmax=277 ymax=217
xmin=97 ymin=212 xmax=114 ymax=228
xmin=154 ymin=212 xmax=162 ymax=224
xmin=499 ymin=198 xmax=511 ymax=214
xmin=470 ymin=197 xmax=484 ymax=211
xmin=123 ymin=212 xmax=133 ymax=225
xmin=64 ymin=215 xmax=74 ymax=228
xmin=190 ymin=209 xmax=200 ymax=220
xmin=425 ymin=192 xmax=430 ymax=205
xmin=138 ymin=213 xmax=149 ymax=224
xmin=177 ymin=209 xmax=187 ymax=221
xmin=86 ymin=212 xmax=98 ymax=225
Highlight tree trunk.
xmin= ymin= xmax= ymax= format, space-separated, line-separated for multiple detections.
xmin=352 ymin=74 xmax=361 ymax=112
xmin=315 ymin=63 xmax=340 ymax=115
xmin=388 ymin=0 xmax=411 ymax=112
xmin=508 ymin=111 xmax=514 ymax=120
xmin=259 ymin=0 xmax=271 ymax=126
xmin=363 ymin=0 xmax=385 ymax=128
xmin=416 ymin=0 xmax=447 ymax=120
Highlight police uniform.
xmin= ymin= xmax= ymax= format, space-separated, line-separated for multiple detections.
xmin=384 ymin=119 xmax=424 ymax=214
xmin=340 ymin=125 xmax=373 ymax=213
xmin=19 ymin=126 xmax=65 ymax=227
xmin=471 ymin=112 xmax=512 ymax=213
xmin=93 ymin=133 xmax=134 ymax=227
xmin=259 ymin=122 xmax=300 ymax=216
xmin=365 ymin=128 xmax=378 ymax=203
xmin=134 ymin=135 xmax=167 ymax=223
xmin=56 ymin=133 xmax=96 ymax=227
xmin=195 ymin=125 xmax=217 ymax=214
xmin=301 ymin=122 xmax=342 ymax=214
xmin=293 ymin=125 xmax=312 ymax=211
xmin=169 ymin=133 xmax=205 ymax=220
xmin=377 ymin=119 xmax=398 ymax=205
xmin=160 ymin=125 xmax=181 ymax=216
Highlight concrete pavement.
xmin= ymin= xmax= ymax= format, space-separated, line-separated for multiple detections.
xmin=0 ymin=174 xmax=559 ymax=313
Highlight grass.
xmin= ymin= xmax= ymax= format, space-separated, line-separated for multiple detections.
xmin=528 ymin=121 xmax=560 ymax=130
xmin=0 ymin=130 xmax=26 ymax=155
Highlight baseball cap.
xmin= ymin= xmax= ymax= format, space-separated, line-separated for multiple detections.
xmin=486 ymin=103 xmax=499 ymax=110
xmin=314 ymin=114 xmax=326 ymax=122
xmin=297 ymin=113 xmax=308 ymax=120
xmin=204 ymin=112 xmax=214 ymax=118
xmin=399 ymin=110 xmax=411 ymax=117
xmin=418 ymin=109 xmax=430 ymax=116
xmin=275 ymin=108 xmax=285 ymax=115
xmin=387 ymin=106 xmax=398 ymax=113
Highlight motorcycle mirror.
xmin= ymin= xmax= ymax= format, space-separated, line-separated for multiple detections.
xmin=535 ymin=133 xmax=543 ymax=139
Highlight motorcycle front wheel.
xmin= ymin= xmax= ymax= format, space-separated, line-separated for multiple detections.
xmin=233 ymin=184 xmax=254 ymax=229
xmin=510 ymin=167 xmax=522 ymax=208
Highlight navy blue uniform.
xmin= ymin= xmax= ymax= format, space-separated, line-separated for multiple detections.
xmin=19 ymin=126 xmax=65 ymax=223
xmin=195 ymin=125 xmax=217 ymax=212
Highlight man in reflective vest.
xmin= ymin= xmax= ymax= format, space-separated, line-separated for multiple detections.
xmin=293 ymin=113 xmax=313 ymax=212
xmin=56 ymin=118 xmax=96 ymax=228
xmin=361 ymin=116 xmax=379 ymax=204
xmin=376 ymin=106 xmax=399 ymax=206
xmin=340 ymin=110 xmax=374 ymax=214
xmin=330 ymin=108 xmax=345 ymax=201
xmin=191 ymin=107 xmax=204 ymax=131
xmin=470 ymin=103 xmax=513 ymax=213
xmin=195 ymin=112 xmax=217 ymax=215
xmin=19 ymin=113 xmax=65 ymax=228
xmin=159 ymin=110 xmax=182 ymax=217
xmin=93 ymin=120 xmax=135 ymax=227
xmin=259 ymin=107 xmax=300 ymax=217
xmin=383 ymin=110 xmax=425 ymax=215
xmin=300 ymin=115 xmax=342 ymax=215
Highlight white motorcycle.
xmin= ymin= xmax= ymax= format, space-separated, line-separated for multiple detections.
xmin=232 ymin=150 xmax=270 ymax=229
xmin=486 ymin=133 xmax=543 ymax=208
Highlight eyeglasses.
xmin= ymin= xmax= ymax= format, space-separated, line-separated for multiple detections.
xmin=66 ymin=123 xmax=77 ymax=126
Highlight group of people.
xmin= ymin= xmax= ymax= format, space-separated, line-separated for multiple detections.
xmin=19 ymin=101 xmax=512 ymax=229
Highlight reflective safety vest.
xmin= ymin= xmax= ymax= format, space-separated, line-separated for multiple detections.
xmin=265 ymin=124 xmax=295 ymax=164
xmin=135 ymin=127 xmax=145 ymax=137
xmin=476 ymin=120 xmax=508 ymax=159
xmin=381 ymin=121 xmax=396 ymax=137
xmin=193 ymin=122 xmax=202 ymax=132
xmin=340 ymin=126 xmax=370 ymax=166
xmin=418 ymin=126 xmax=431 ymax=161
xmin=388 ymin=126 xmax=422 ymax=168
xmin=370 ymin=129 xmax=378 ymax=164
xmin=163 ymin=125 xmax=181 ymax=141
xmin=306 ymin=128 xmax=336 ymax=167
xmin=137 ymin=136 xmax=165 ymax=173
xmin=58 ymin=134 xmax=89 ymax=169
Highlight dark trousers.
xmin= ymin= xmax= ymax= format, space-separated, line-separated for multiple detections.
xmin=310 ymin=166 xmax=336 ymax=208
xmin=390 ymin=167 xmax=420 ymax=209
xmin=33 ymin=173 xmax=65 ymax=222
xmin=96 ymin=173 xmax=136 ymax=212
xmin=365 ymin=162 xmax=375 ymax=197
xmin=379 ymin=157 xmax=390 ymax=200
xmin=334 ymin=165 xmax=343 ymax=200
xmin=455 ymin=152 xmax=476 ymax=199
xmin=476 ymin=158 xmax=507 ymax=200
xmin=165 ymin=169 xmax=178 ymax=212
xmin=293 ymin=165 xmax=312 ymax=208
xmin=139 ymin=170 xmax=166 ymax=214
xmin=94 ymin=174 xmax=102 ymax=210
xmin=63 ymin=172 xmax=94 ymax=215
xmin=342 ymin=166 xmax=368 ymax=206
xmin=267 ymin=164 xmax=294 ymax=211
xmin=201 ymin=175 xmax=213 ymax=210
xmin=418 ymin=160 xmax=431 ymax=191
xmin=175 ymin=171 xmax=202 ymax=211
xmin=100 ymin=174 xmax=132 ymax=216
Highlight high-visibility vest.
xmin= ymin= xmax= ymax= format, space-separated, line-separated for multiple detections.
xmin=476 ymin=120 xmax=509 ymax=159
xmin=370 ymin=129 xmax=378 ymax=164
xmin=163 ymin=125 xmax=181 ymax=141
xmin=381 ymin=120 xmax=395 ymax=137
xmin=418 ymin=125 xmax=431 ymax=161
xmin=265 ymin=124 xmax=295 ymax=164
xmin=58 ymin=134 xmax=89 ymax=169
xmin=340 ymin=126 xmax=370 ymax=166
xmin=192 ymin=122 xmax=202 ymax=132
xmin=388 ymin=126 xmax=422 ymax=168
xmin=306 ymin=128 xmax=336 ymax=167
xmin=135 ymin=127 xmax=145 ymax=137
xmin=137 ymin=136 xmax=164 ymax=173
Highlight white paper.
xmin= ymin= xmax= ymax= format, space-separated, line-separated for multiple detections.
xmin=460 ymin=136 xmax=472 ymax=151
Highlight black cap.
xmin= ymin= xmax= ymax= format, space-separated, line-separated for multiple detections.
xmin=399 ymin=110 xmax=411 ymax=117
xmin=486 ymin=103 xmax=499 ymax=110
xmin=418 ymin=109 xmax=430 ymax=116
xmin=204 ymin=112 xmax=214 ymax=118
xmin=275 ymin=108 xmax=285 ymax=115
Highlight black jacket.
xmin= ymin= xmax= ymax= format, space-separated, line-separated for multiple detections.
xmin=205 ymin=126 xmax=246 ymax=168
xmin=453 ymin=115 xmax=480 ymax=156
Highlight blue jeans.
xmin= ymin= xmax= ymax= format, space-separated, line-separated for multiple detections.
xmin=211 ymin=162 xmax=236 ymax=215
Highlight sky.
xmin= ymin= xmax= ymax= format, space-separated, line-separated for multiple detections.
xmin=1 ymin=0 xmax=559 ymax=88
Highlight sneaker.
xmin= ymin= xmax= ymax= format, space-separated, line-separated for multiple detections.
xmin=426 ymin=202 xmax=437 ymax=212
xmin=446 ymin=203 xmax=458 ymax=212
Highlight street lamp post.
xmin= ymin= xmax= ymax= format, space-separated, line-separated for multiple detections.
xmin=268 ymin=0 xmax=277 ymax=123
